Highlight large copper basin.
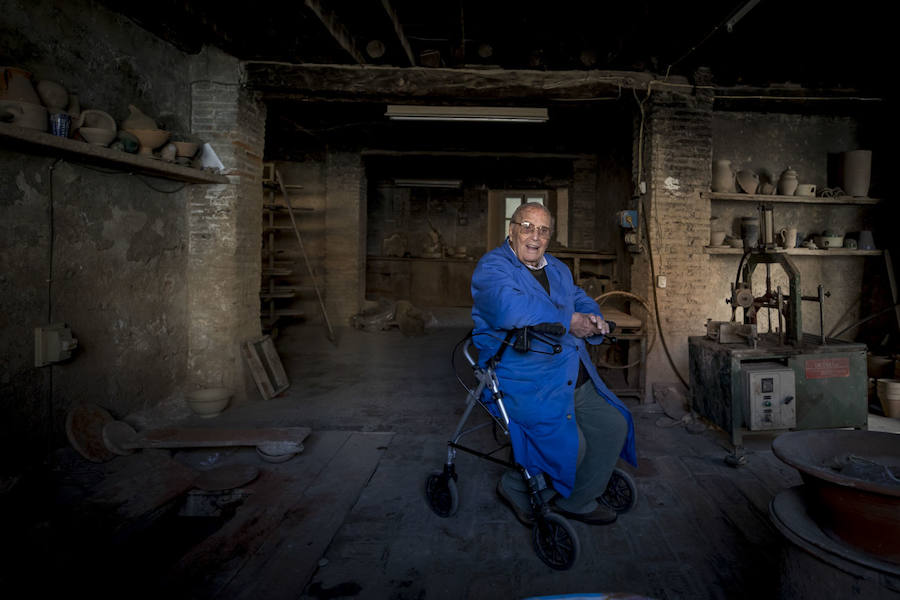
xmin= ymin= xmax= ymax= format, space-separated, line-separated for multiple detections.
xmin=772 ymin=429 xmax=900 ymax=564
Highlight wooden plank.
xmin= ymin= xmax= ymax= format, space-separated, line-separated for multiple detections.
xmin=243 ymin=63 xmax=675 ymax=101
xmin=0 ymin=122 xmax=228 ymax=184
xmin=703 ymin=191 xmax=880 ymax=205
xmin=243 ymin=338 xmax=276 ymax=398
xmin=162 ymin=431 xmax=393 ymax=598
xmin=162 ymin=431 xmax=355 ymax=594
xmin=303 ymin=0 xmax=367 ymax=65
xmin=134 ymin=426 xmax=311 ymax=449
xmin=257 ymin=336 xmax=290 ymax=393
xmin=225 ymin=431 xmax=394 ymax=600
xmin=80 ymin=450 xmax=197 ymax=525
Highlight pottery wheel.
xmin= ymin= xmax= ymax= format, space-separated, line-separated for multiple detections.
xmin=65 ymin=402 xmax=118 ymax=463
xmin=194 ymin=464 xmax=260 ymax=491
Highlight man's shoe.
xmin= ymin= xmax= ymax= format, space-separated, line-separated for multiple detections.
xmin=496 ymin=481 xmax=535 ymax=526
xmin=551 ymin=500 xmax=617 ymax=525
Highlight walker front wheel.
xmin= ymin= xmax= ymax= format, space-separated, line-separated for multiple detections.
xmin=599 ymin=467 xmax=638 ymax=513
xmin=425 ymin=471 xmax=459 ymax=517
xmin=532 ymin=512 xmax=580 ymax=570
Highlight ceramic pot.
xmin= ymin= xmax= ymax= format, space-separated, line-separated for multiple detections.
xmin=710 ymin=230 xmax=727 ymax=246
xmin=0 ymin=67 xmax=41 ymax=105
xmin=36 ymin=80 xmax=68 ymax=111
xmin=842 ymin=150 xmax=872 ymax=197
xmin=75 ymin=109 xmax=116 ymax=132
xmin=778 ymin=168 xmax=799 ymax=196
xmin=795 ymin=184 xmax=816 ymax=197
xmin=858 ymin=230 xmax=876 ymax=250
xmin=125 ymin=128 xmax=170 ymax=156
xmin=711 ymin=159 xmax=735 ymax=192
xmin=778 ymin=227 xmax=798 ymax=249
xmin=77 ymin=127 xmax=116 ymax=146
xmin=736 ymin=170 xmax=759 ymax=194
xmin=122 ymin=104 xmax=157 ymax=130
xmin=741 ymin=216 xmax=760 ymax=249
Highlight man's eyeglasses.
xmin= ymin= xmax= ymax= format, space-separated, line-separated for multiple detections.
xmin=513 ymin=220 xmax=552 ymax=239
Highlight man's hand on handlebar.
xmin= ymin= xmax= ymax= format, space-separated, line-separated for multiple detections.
xmin=570 ymin=312 xmax=609 ymax=338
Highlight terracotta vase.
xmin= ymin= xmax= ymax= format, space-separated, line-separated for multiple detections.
xmin=122 ymin=104 xmax=157 ymax=130
xmin=841 ymin=150 xmax=872 ymax=197
xmin=711 ymin=159 xmax=735 ymax=192
xmin=1 ymin=67 xmax=42 ymax=105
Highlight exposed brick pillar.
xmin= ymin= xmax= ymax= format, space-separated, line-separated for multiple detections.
xmin=325 ymin=151 xmax=367 ymax=326
xmin=632 ymin=89 xmax=714 ymax=399
xmin=186 ymin=50 xmax=265 ymax=403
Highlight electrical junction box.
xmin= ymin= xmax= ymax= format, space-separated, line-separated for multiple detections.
xmin=616 ymin=210 xmax=638 ymax=229
xmin=742 ymin=362 xmax=796 ymax=430
xmin=35 ymin=323 xmax=78 ymax=367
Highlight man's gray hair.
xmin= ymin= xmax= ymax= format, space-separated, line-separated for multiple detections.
xmin=511 ymin=202 xmax=555 ymax=229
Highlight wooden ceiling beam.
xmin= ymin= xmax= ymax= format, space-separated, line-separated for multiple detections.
xmin=380 ymin=0 xmax=416 ymax=66
xmin=243 ymin=63 xmax=684 ymax=102
xmin=304 ymin=0 xmax=367 ymax=65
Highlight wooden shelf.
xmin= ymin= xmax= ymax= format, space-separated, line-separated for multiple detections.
xmin=0 ymin=122 xmax=228 ymax=184
xmin=705 ymin=246 xmax=882 ymax=256
xmin=703 ymin=191 xmax=880 ymax=205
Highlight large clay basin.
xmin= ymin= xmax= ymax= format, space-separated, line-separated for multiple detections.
xmin=772 ymin=429 xmax=900 ymax=563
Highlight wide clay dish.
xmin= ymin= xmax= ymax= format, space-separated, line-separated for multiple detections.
xmin=772 ymin=429 xmax=899 ymax=563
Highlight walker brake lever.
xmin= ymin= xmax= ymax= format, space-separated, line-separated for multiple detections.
xmin=605 ymin=320 xmax=617 ymax=344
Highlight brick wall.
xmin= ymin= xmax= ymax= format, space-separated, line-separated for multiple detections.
xmin=187 ymin=51 xmax=266 ymax=403
xmin=631 ymin=89 xmax=715 ymax=396
xmin=325 ymin=152 xmax=367 ymax=325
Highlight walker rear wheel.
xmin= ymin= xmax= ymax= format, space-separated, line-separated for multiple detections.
xmin=531 ymin=512 xmax=580 ymax=570
xmin=425 ymin=471 xmax=459 ymax=517
xmin=599 ymin=467 xmax=638 ymax=513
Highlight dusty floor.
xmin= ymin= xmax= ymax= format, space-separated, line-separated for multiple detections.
xmin=3 ymin=316 xmax=898 ymax=599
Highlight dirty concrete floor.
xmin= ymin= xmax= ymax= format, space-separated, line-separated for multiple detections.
xmin=5 ymin=315 xmax=898 ymax=599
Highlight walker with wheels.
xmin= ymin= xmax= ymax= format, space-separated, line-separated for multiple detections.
xmin=425 ymin=322 xmax=638 ymax=570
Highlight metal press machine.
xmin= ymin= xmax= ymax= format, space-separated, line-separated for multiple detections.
xmin=689 ymin=204 xmax=868 ymax=464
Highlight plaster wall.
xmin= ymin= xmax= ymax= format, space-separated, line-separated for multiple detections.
xmin=633 ymin=94 xmax=886 ymax=399
xmin=1 ymin=0 xmax=263 ymax=468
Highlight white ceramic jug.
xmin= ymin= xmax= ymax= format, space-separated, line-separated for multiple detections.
xmin=712 ymin=159 xmax=735 ymax=192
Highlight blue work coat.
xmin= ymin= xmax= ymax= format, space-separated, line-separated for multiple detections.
xmin=471 ymin=241 xmax=637 ymax=497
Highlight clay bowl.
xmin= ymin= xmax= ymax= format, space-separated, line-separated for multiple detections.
xmin=814 ymin=235 xmax=844 ymax=249
xmin=736 ymin=170 xmax=760 ymax=194
xmin=772 ymin=429 xmax=900 ymax=563
xmin=173 ymin=141 xmax=199 ymax=158
xmin=125 ymin=128 xmax=171 ymax=156
xmin=77 ymin=126 xmax=116 ymax=146
xmin=78 ymin=109 xmax=116 ymax=131
xmin=185 ymin=387 xmax=232 ymax=418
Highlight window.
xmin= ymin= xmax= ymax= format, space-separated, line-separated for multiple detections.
xmin=488 ymin=190 xmax=550 ymax=249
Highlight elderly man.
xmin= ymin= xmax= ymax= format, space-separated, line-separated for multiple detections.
xmin=471 ymin=202 xmax=636 ymax=525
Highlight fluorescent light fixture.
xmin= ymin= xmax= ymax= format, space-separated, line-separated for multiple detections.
xmin=386 ymin=105 xmax=548 ymax=123
xmin=393 ymin=178 xmax=462 ymax=188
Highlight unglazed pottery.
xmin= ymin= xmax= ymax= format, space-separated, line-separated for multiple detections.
xmin=711 ymin=159 xmax=735 ymax=192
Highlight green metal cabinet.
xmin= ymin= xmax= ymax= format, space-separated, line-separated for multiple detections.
xmin=689 ymin=334 xmax=867 ymax=447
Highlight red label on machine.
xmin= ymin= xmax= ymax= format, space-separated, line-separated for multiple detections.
xmin=805 ymin=357 xmax=850 ymax=379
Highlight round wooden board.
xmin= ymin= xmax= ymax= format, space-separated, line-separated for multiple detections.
xmin=65 ymin=402 xmax=117 ymax=463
